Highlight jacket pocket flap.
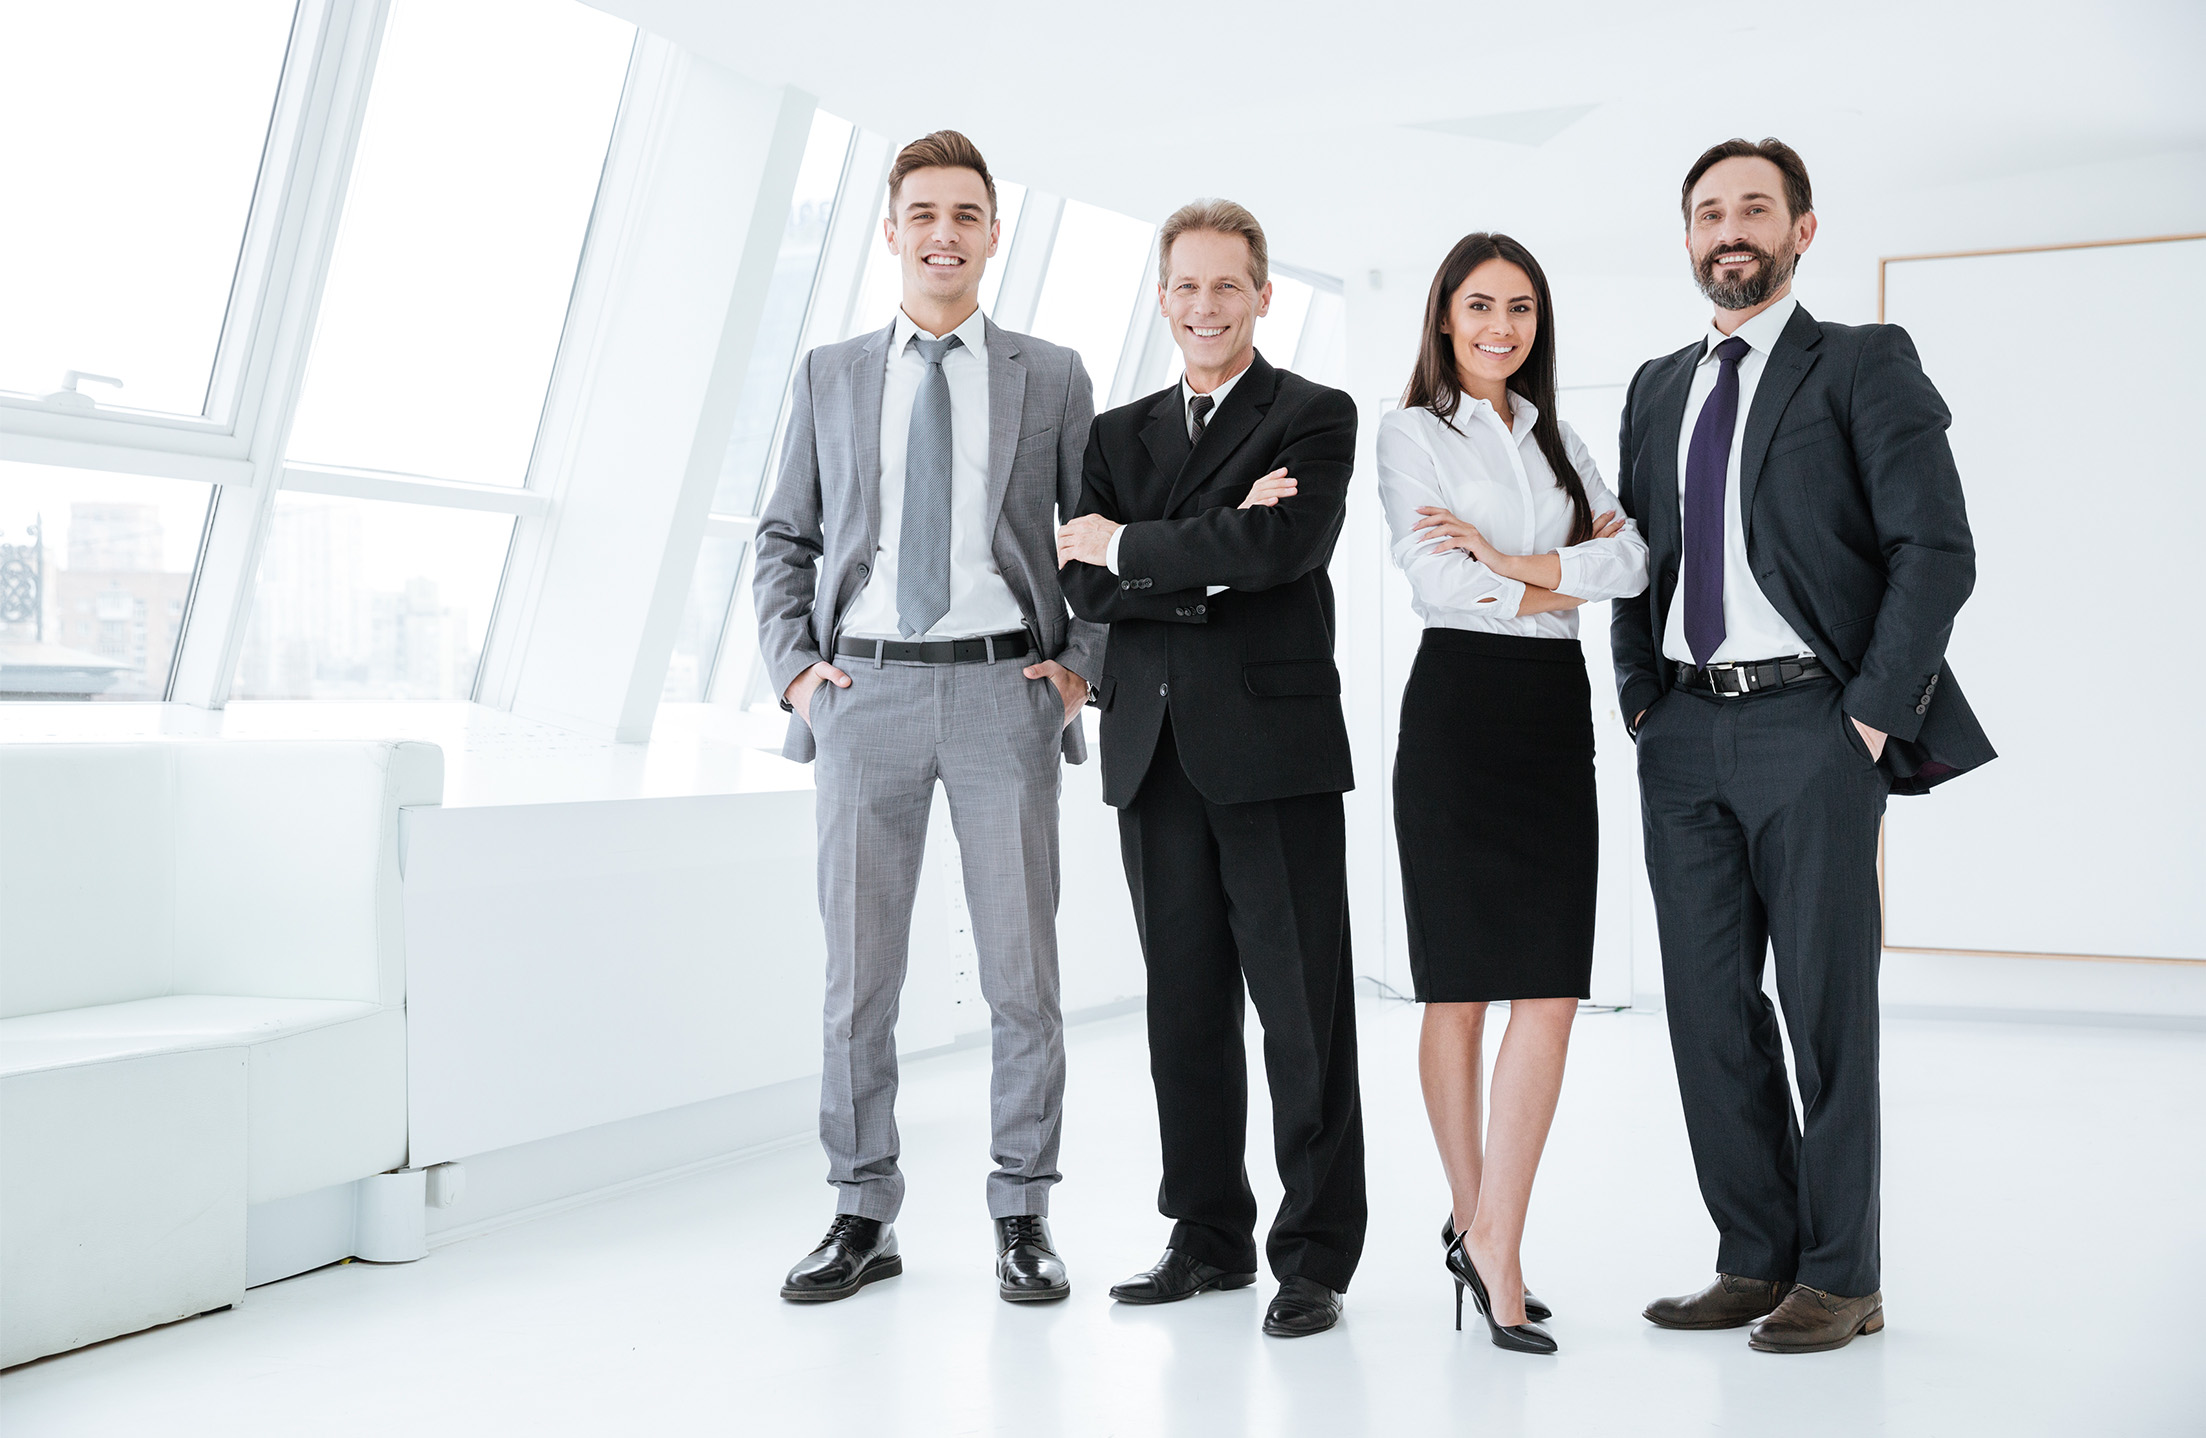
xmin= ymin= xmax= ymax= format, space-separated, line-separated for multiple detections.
xmin=1243 ymin=660 xmax=1341 ymax=698
xmin=1766 ymin=415 xmax=1838 ymax=458
xmin=1015 ymin=426 xmax=1058 ymax=451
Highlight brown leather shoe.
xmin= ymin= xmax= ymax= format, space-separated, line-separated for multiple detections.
xmin=1748 ymin=1285 xmax=1884 ymax=1353
xmin=1643 ymin=1274 xmax=1789 ymax=1330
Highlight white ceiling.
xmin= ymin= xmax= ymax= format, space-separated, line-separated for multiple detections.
xmin=590 ymin=0 xmax=2206 ymax=385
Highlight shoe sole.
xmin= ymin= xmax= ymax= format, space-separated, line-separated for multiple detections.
xmin=1644 ymin=1309 xmax=1775 ymax=1330
xmin=1109 ymin=1272 xmax=1259 ymax=1305
xmin=1748 ymin=1307 xmax=1884 ymax=1354
xmin=1000 ymin=1281 xmax=1071 ymax=1304
xmin=780 ymin=1254 xmax=903 ymax=1302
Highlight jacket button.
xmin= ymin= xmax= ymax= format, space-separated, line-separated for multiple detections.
xmin=1175 ymin=607 xmax=1189 ymax=617
xmin=857 ymin=564 xmax=869 ymax=576
xmin=1120 ymin=580 xmax=1131 ymax=591
xmin=1194 ymin=604 xmax=1206 ymax=615
xmin=1159 ymin=683 xmax=1170 ymax=698
xmin=1916 ymin=703 xmax=1927 ymax=714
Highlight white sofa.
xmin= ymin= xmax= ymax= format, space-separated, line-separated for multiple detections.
xmin=0 ymin=740 xmax=440 ymax=1368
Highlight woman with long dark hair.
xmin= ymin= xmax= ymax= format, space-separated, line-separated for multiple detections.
xmin=1376 ymin=232 xmax=1648 ymax=1353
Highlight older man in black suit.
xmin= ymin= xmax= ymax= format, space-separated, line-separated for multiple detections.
xmin=1614 ymin=138 xmax=1996 ymax=1354
xmin=1057 ymin=198 xmax=1364 ymax=1339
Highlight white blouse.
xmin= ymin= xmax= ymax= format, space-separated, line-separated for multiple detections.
xmin=1375 ymin=395 xmax=1649 ymax=640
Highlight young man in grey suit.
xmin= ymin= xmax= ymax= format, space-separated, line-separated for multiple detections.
xmin=1613 ymin=138 xmax=1996 ymax=1353
xmin=752 ymin=131 xmax=1101 ymax=1305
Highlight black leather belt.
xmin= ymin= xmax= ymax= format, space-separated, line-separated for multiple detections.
xmin=1674 ymin=655 xmax=1830 ymax=698
xmin=837 ymin=629 xmax=1032 ymax=666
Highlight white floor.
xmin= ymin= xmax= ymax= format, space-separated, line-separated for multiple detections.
xmin=5 ymin=998 xmax=2201 ymax=1436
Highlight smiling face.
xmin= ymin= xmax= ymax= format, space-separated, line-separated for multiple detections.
xmin=1443 ymin=257 xmax=1537 ymax=398
xmin=1687 ymin=155 xmax=1815 ymax=312
xmin=1159 ymin=228 xmax=1271 ymax=389
xmin=887 ymin=165 xmax=998 ymax=320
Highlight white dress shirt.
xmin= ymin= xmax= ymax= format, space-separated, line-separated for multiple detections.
xmin=1104 ymin=360 xmax=1252 ymax=591
xmin=843 ymin=306 xmax=1026 ymax=641
xmin=1662 ymin=295 xmax=1814 ymax=664
xmin=1375 ymin=394 xmax=1649 ymax=639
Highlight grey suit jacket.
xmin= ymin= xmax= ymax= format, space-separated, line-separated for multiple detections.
xmin=753 ymin=316 xmax=1104 ymax=764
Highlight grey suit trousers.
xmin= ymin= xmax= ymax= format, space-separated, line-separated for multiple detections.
xmin=810 ymin=655 xmax=1068 ymax=1221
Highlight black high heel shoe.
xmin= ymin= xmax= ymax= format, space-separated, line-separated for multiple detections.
xmin=1442 ymin=1216 xmax=1551 ymax=1323
xmin=1445 ymin=1231 xmax=1558 ymax=1354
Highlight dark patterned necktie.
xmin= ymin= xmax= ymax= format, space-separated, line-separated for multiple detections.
xmin=897 ymin=333 xmax=961 ymax=639
xmin=1682 ymin=335 xmax=1751 ymax=668
xmin=1189 ymin=392 xmax=1214 ymax=443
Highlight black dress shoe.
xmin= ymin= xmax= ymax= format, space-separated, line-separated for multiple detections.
xmin=995 ymin=1215 xmax=1069 ymax=1303
xmin=1447 ymin=1231 xmax=1556 ymax=1354
xmin=1262 ymin=1275 xmax=1342 ymax=1337
xmin=1108 ymin=1248 xmax=1258 ymax=1304
xmin=780 ymin=1214 xmax=901 ymax=1302
xmin=1442 ymin=1215 xmax=1550 ymax=1323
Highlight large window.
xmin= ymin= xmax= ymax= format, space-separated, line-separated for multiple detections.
xmin=232 ymin=495 xmax=512 ymax=700
xmin=0 ymin=2 xmax=296 ymax=416
xmin=285 ymin=0 xmax=633 ymax=486
xmin=234 ymin=0 xmax=634 ymax=701
xmin=1030 ymin=200 xmax=1156 ymax=409
xmin=711 ymin=111 xmax=855 ymax=517
xmin=0 ymin=462 xmax=213 ymax=700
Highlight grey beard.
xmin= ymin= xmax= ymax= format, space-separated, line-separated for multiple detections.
xmin=1697 ymin=246 xmax=1794 ymax=310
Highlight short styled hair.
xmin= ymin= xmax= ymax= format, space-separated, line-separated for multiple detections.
xmin=1157 ymin=198 xmax=1270 ymax=291
xmin=1679 ymin=137 xmax=1814 ymax=224
xmin=887 ymin=129 xmax=997 ymax=216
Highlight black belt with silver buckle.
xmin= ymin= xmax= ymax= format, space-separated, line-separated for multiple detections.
xmin=1675 ymin=655 xmax=1830 ymax=698
xmin=837 ymin=629 xmax=1033 ymax=666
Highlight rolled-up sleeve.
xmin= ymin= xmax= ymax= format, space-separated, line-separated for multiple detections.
xmin=1376 ymin=416 xmax=1526 ymax=618
xmin=1551 ymin=429 xmax=1650 ymax=602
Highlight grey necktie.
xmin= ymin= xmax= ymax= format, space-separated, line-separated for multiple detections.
xmin=1189 ymin=392 xmax=1214 ymax=443
xmin=897 ymin=333 xmax=962 ymax=639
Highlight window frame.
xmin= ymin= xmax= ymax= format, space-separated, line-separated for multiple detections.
xmin=0 ymin=0 xmax=351 ymax=464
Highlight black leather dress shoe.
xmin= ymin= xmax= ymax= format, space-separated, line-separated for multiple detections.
xmin=1263 ymin=1275 xmax=1342 ymax=1337
xmin=996 ymin=1215 xmax=1069 ymax=1303
xmin=1108 ymin=1248 xmax=1258 ymax=1304
xmin=1442 ymin=1215 xmax=1551 ymax=1323
xmin=780 ymin=1215 xmax=901 ymax=1302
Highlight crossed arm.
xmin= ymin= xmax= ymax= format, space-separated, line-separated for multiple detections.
xmin=1058 ymin=387 xmax=1359 ymax=618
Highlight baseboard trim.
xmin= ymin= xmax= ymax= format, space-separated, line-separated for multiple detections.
xmin=427 ymin=1130 xmax=815 ymax=1251
xmin=422 ymin=997 xmax=1149 ymax=1253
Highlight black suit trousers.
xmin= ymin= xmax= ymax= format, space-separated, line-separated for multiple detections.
xmin=1636 ymin=678 xmax=1888 ymax=1297
xmin=1118 ymin=716 xmax=1367 ymax=1292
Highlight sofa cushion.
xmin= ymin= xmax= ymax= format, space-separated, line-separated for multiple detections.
xmin=0 ymin=995 xmax=381 ymax=1076
xmin=0 ymin=997 xmax=408 ymax=1204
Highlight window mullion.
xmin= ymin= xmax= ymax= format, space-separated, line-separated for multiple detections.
xmin=167 ymin=0 xmax=394 ymax=706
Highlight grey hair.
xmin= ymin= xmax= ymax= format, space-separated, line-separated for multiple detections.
xmin=1157 ymin=198 xmax=1270 ymax=290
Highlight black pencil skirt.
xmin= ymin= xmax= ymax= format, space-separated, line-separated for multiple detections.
xmin=1393 ymin=627 xmax=1597 ymax=1003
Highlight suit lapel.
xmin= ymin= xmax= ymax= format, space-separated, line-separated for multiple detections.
xmin=982 ymin=316 xmax=1026 ymax=533
xmin=1139 ymin=385 xmax=1193 ymax=496
xmin=1163 ymin=352 xmax=1279 ymax=517
xmin=1736 ymin=304 xmax=1823 ymax=535
xmin=850 ymin=321 xmax=892 ymax=553
xmin=1641 ymin=342 xmax=1701 ymax=564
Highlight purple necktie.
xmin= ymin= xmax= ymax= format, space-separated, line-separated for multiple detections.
xmin=1682 ymin=335 xmax=1751 ymax=668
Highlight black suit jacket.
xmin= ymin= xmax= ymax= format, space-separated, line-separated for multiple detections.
xmin=1610 ymin=304 xmax=1995 ymax=795
xmin=1063 ymin=354 xmax=1359 ymax=807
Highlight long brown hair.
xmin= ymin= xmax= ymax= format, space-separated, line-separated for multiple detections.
xmin=1402 ymin=233 xmax=1593 ymax=544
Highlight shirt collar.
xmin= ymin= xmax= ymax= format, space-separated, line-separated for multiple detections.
xmin=1182 ymin=354 xmax=1254 ymax=417
xmin=894 ymin=305 xmax=988 ymax=354
xmin=1465 ymin=388 xmax=1535 ymax=433
xmin=1702 ymin=293 xmax=1798 ymax=364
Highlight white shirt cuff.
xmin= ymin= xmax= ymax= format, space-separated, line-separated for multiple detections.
xmin=1105 ymin=524 xmax=1125 ymax=575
